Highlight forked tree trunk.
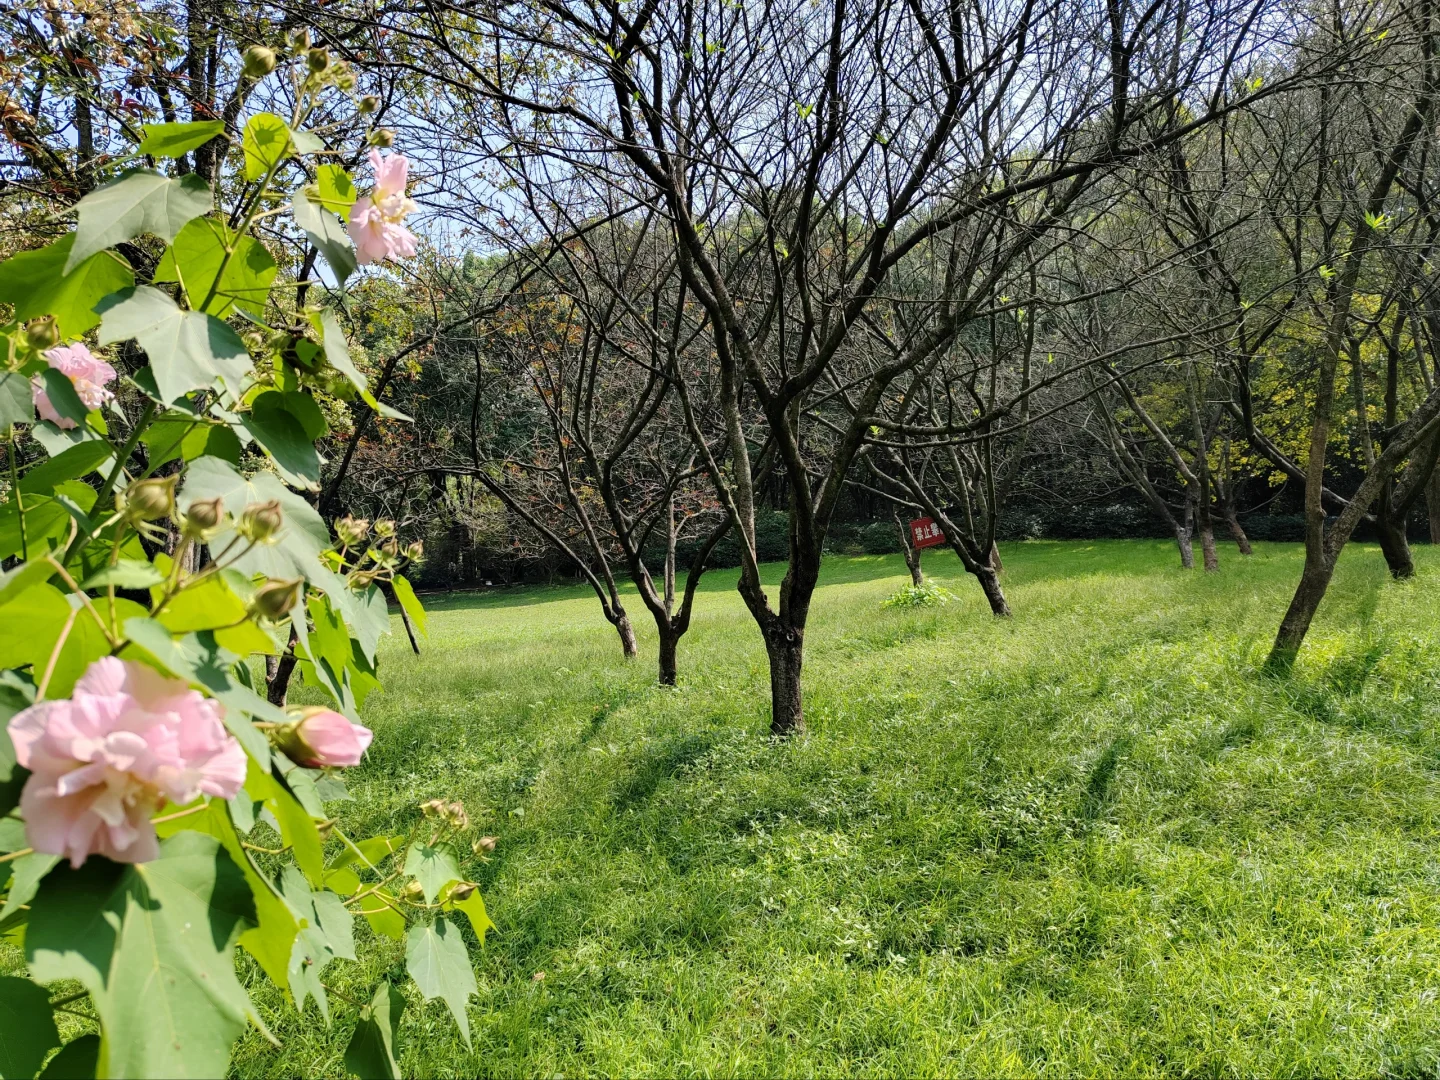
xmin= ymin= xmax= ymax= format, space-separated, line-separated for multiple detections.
xmin=989 ymin=542 xmax=1004 ymax=573
xmin=1222 ymin=501 xmax=1253 ymax=554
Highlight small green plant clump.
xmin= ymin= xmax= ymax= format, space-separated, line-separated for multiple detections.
xmin=881 ymin=580 xmax=956 ymax=608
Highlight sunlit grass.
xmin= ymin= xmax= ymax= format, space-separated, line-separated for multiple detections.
xmin=127 ymin=541 xmax=1440 ymax=1073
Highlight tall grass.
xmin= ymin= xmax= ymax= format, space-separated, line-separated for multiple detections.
xmin=86 ymin=542 xmax=1440 ymax=1074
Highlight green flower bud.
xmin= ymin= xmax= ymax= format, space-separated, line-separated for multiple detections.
xmin=184 ymin=495 xmax=226 ymax=537
xmin=474 ymin=836 xmax=497 ymax=854
xmin=358 ymin=95 xmax=380 ymax=114
xmin=368 ymin=128 xmax=396 ymax=148
xmin=250 ymin=577 xmax=302 ymax=620
xmin=335 ymin=516 xmax=370 ymax=547
xmin=306 ymin=47 xmax=330 ymax=73
xmin=405 ymin=540 xmax=424 ymax=562
xmin=24 ymin=315 xmax=59 ymax=351
xmin=332 ymin=64 xmax=356 ymax=91
xmin=373 ymin=518 xmax=396 ymax=539
xmin=242 ymin=44 xmax=277 ymax=79
xmin=122 ymin=475 xmax=176 ymax=523
xmin=237 ymin=499 xmax=284 ymax=543
xmin=449 ymin=881 xmax=477 ymax=901
xmin=401 ymin=879 xmax=425 ymax=900
xmin=286 ymin=28 xmax=311 ymax=52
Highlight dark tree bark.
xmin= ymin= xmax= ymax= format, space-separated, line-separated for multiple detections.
xmin=894 ymin=512 xmax=924 ymax=586
xmin=266 ymin=628 xmax=299 ymax=707
xmin=1375 ymin=513 xmax=1416 ymax=579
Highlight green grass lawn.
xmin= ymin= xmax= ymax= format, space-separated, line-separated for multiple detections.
xmin=38 ymin=540 xmax=1440 ymax=1076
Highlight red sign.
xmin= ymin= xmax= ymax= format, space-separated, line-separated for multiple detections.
xmin=909 ymin=516 xmax=946 ymax=550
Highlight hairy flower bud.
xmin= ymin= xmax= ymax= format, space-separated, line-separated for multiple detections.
xmin=377 ymin=538 xmax=399 ymax=559
xmin=250 ymin=577 xmax=302 ymax=620
xmin=358 ymin=95 xmax=380 ymax=114
xmin=419 ymin=798 xmax=446 ymax=818
xmin=336 ymin=515 xmax=370 ymax=547
xmin=184 ymin=496 xmax=225 ymax=537
xmin=401 ymin=879 xmax=424 ymax=900
xmin=286 ymin=27 xmax=311 ymax=52
xmin=449 ymin=881 xmax=476 ymax=901
xmin=238 ymin=499 xmax=284 ymax=544
xmin=242 ymin=44 xmax=277 ymax=78
xmin=474 ymin=836 xmax=497 ymax=854
xmin=368 ymin=128 xmax=396 ymax=148
xmin=24 ymin=315 xmax=59 ymax=351
xmin=122 ymin=475 xmax=176 ymax=523
xmin=332 ymin=64 xmax=356 ymax=91
xmin=373 ymin=519 xmax=396 ymax=539
xmin=405 ymin=540 xmax=424 ymax=563
xmin=445 ymin=801 xmax=469 ymax=829
xmin=306 ymin=47 xmax=330 ymax=73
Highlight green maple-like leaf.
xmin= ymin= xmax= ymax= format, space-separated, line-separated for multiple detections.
xmin=65 ymin=170 xmax=211 ymax=272
xmin=0 ymin=975 xmax=61 ymax=1079
xmin=25 ymin=832 xmax=259 ymax=1080
xmin=392 ymin=575 xmax=429 ymax=638
xmin=344 ymin=980 xmax=405 ymax=1080
xmin=243 ymin=113 xmax=291 ymax=180
xmin=95 ymin=286 xmax=253 ymax=404
xmin=405 ymin=916 xmax=477 ymax=1047
xmin=0 ymin=234 xmax=133 ymax=338
xmin=293 ymin=194 xmax=357 ymax=286
xmin=154 ymin=216 xmax=278 ymax=319
xmin=404 ymin=842 xmax=461 ymax=904
xmin=138 ymin=120 xmax=226 ymax=159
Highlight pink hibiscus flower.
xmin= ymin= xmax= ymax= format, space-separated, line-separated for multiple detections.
xmin=7 ymin=657 xmax=247 ymax=867
xmin=32 ymin=341 xmax=116 ymax=429
xmin=347 ymin=150 xmax=419 ymax=266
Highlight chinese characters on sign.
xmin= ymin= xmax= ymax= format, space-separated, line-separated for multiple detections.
xmin=909 ymin=516 xmax=946 ymax=550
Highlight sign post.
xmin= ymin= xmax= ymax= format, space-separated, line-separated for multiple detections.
xmin=908 ymin=516 xmax=946 ymax=551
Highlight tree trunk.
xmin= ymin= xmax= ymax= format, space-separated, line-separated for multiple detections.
xmin=658 ymin=629 xmax=679 ymax=687
xmin=1222 ymin=500 xmax=1253 ymax=554
xmin=1198 ymin=519 xmax=1219 ymax=572
xmin=974 ymin=564 xmax=1012 ymax=616
xmin=765 ymin=627 xmax=805 ymax=737
xmin=895 ymin=512 xmax=923 ymax=585
xmin=1175 ymin=524 xmax=1195 ymax=569
xmin=613 ymin=609 xmax=638 ymax=659
xmin=267 ymin=649 xmax=297 ymax=707
xmin=1376 ymin=513 xmax=1416 ymax=579
xmin=1267 ymin=558 xmax=1337 ymax=671
xmin=1428 ymin=466 xmax=1440 ymax=543
xmin=905 ymin=546 xmax=924 ymax=586
xmin=989 ymin=542 xmax=1004 ymax=574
